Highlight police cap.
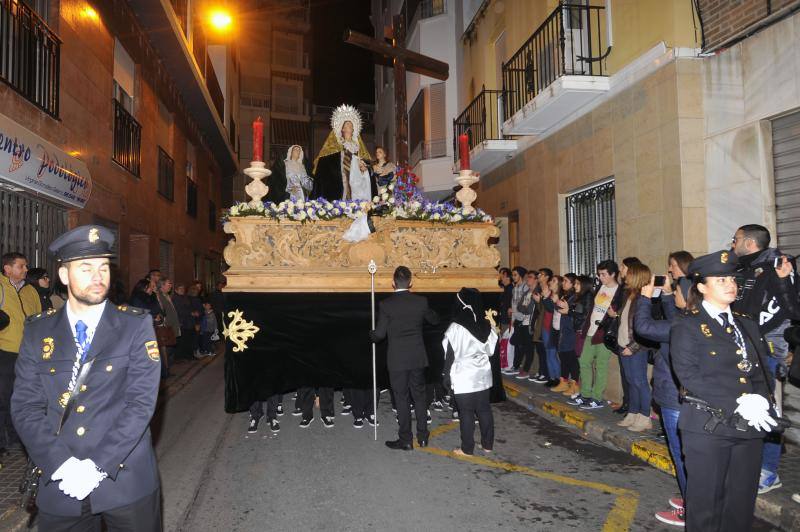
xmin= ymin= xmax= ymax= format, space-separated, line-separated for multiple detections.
xmin=687 ymin=249 xmax=737 ymax=280
xmin=48 ymin=225 xmax=116 ymax=263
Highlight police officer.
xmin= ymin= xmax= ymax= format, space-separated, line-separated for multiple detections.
xmin=671 ymin=250 xmax=777 ymax=532
xmin=11 ymin=226 xmax=162 ymax=531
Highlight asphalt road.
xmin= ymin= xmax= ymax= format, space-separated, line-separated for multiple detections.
xmin=151 ymin=357 xmax=778 ymax=532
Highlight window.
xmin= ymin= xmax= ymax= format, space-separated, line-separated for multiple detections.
xmin=159 ymin=240 xmax=174 ymax=281
xmin=273 ymin=32 xmax=302 ymax=69
xmin=565 ymin=180 xmax=616 ymax=276
xmin=186 ymin=177 xmax=198 ymax=217
xmin=112 ymin=40 xmax=140 ymax=175
xmin=157 ymin=147 xmax=175 ymax=201
xmin=208 ymin=200 xmax=217 ymax=232
xmin=0 ymin=1 xmax=60 ymax=117
xmin=273 ymin=78 xmax=302 ymax=114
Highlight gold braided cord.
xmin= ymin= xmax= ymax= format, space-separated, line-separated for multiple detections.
xmin=312 ymin=131 xmax=372 ymax=174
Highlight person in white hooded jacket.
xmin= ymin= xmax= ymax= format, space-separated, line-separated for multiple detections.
xmin=442 ymin=288 xmax=498 ymax=456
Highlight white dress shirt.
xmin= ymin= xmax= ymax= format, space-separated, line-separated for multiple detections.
xmin=66 ymin=301 xmax=107 ymax=346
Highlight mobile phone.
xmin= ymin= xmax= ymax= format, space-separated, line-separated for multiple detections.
xmin=654 ymin=275 xmax=666 ymax=286
xmin=774 ymin=257 xmax=782 ymax=268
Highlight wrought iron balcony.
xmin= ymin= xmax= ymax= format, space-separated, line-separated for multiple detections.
xmin=0 ymin=0 xmax=60 ymax=118
xmin=113 ymin=99 xmax=142 ymax=176
xmin=453 ymin=87 xmax=517 ymax=174
xmin=502 ymin=2 xmax=608 ymax=135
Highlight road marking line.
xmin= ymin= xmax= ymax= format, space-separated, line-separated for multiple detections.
xmin=423 ymin=422 xmax=639 ymax=531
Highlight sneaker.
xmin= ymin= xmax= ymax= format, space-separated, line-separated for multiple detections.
xmin=292 ymin=392 xmax=298 ymax=400
xmin=340 ymin=404 xmax=352 ymax=416
xmin=391 ymin=408 xmax=397 ymax=414
xmin=269 ymin=419 xmax=280 ymax=433
xmin=580 ymin=399 xmax=604 ymax=410
xmin=276 ymin=404 xmax=284 ymax=416
xmin=380 ymin=389 xmax=389 ymax=395
xmin=792 ymin=493 xmax=800 ymax=504
xmin=544 ymin=379 xmax=560 ymax=388
xmin=515 ymin=371 xmax=530 ymax=379
xmin=501 ymin=368 xmax=515 ymax=375
xmin=299 ymin=418 xmax=313 ymax=428
xmin=532 ymin=375 xmax=548 ymax=384
xmin=655 ymin=507 xmax=685 ymax=527
xmin=292 ymin=407 xmax=303 ymax=416
xmin=353 ymin=418 xmax=364 ymax=429
xmin=452 ymin=410 xmax=460 ymax=421
xmin=668 ymin=497 xmax=684 ymax=510
xmin=431 ymin=400 xmax=444 ymax=411
xmin=367 ymin=414 xmax=379 ymax=427
xmin=758 ymin=469 xmax=782 ymax=494
xmin=247 ymin=415 xmax=262 ymax=434
xmin=322 ymin=416 xmax=335 ymax=428
xmin=427 ymin=409 xmax=432 ymax=424
xmin=567 ymin=394 xmax=587 ymax=406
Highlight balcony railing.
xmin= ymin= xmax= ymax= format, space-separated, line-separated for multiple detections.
xmin=453 ymin=87 xmax=509 ymax=163
xmin=0 ymin=0 xmax=60 ymax=118
xmin=400 ymin=0 xmax=446 ymax=36
xmin=410 ymin=138 xmax=447 ymax=167
xmin=113 ymin=99 xmax=142 ymax=176
xmin=241 ymin=92 xmax=271 ymax=109
xmin=502 ymin=2 xmax=606 ymax=118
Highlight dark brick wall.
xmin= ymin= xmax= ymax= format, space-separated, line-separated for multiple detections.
xmin=698 ymin=0 xmax=800 ymax=51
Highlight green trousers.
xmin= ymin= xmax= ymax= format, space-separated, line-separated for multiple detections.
xmin=579 ymin=340 xmax=613 ymax=400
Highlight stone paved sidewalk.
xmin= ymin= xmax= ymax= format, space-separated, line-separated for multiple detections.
xmin=502 ymin=375 xmax=800 ymax=531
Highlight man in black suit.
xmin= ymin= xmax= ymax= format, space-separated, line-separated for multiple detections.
xmin=370 ymin=266 xmax=438 ymax=450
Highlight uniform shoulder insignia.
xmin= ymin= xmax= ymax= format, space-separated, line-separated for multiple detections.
xmin=26 ymin=308 xmax=57 ymax=323
xmin=117 ymin=305 xmax=147 ymax=318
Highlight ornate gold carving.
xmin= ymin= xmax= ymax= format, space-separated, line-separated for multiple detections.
xmin=223 ymin=310 xmax=260 ymax=352
xmin=223 ymin=217 xmax=501 ymax=292
xmin=485 ymin=309 xmax=498 ymax=332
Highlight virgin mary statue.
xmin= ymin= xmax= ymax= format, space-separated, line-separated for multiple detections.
xmin=312 ymin=104 xmax=377 ymax=201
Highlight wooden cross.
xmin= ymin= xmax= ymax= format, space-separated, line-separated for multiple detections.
xmin=344 ymin=15 xmax=449 ymax=166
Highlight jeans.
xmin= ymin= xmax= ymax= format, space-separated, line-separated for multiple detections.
xmin=660 ymin=407 xmax=686 ymax=497
xmin=542 ymin=329 xmax=560 ymax=379
xmin=619 ymin=350 xmax=650 ymax=415
xmin=761 ymin=355 xmax=781 ymax=475
xmin=578 ymin=341 xmax=613 ymax=400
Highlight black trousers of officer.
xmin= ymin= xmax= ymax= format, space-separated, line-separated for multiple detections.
xmin=37 ymin=487 xmax=161 ymax=532
xmin=297 ymin=387 xmax=334 ymax=420
xmin=389 ymin=368 xmax=428 ymax=444
xmin=682 ymin=431 xmax=762 ymax=532
xmin=349 ymin=388 xmax=376 ymax=419
xmin=454 ymin=389 xmax=494 ymax=454
xmin=249 ymin=394 xmax=283 ymax=421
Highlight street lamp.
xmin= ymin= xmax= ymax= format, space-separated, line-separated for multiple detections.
xmin=209 ymin=9 xmax=233 ymax=32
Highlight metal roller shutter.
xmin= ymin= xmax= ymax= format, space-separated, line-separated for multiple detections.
xmin=773 ymin=111 xmax=800 ymax=256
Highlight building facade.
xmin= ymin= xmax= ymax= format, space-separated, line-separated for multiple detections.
xmin=0 ymin=0 xmax=240 ymax=292
xmin=371 ymin=0 xmax=460 ymax=198
xmin=236 ymin=0 xmax=313 ymax=203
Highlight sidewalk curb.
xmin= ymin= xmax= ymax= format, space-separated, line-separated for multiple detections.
xmin=502 ymin=377 xmax=800 ymax=531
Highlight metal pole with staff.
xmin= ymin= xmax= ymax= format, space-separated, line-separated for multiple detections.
xmin=368 ymin=259 xmax=378 ymax=441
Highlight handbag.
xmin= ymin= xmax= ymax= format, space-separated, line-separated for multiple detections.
xmin=155 ymin=325 xmax=177 ymax=347
xmin=602 ymin=315 xmax=620 ymax=353
xmin=19 ymin=358 xmax=95 ymax=508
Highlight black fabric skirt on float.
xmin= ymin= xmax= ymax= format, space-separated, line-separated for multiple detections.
xmin=223 ymin=292 xmax=506 ymax=412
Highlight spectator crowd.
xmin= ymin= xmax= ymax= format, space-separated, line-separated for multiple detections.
xmin=496 ymin=224 xmax=800 ymax=528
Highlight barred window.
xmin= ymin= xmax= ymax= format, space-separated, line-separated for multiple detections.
xmin=565 ymin=180 xmax=616 ymax=275
xmin=157 ymin=147 xmax=174 ymax=201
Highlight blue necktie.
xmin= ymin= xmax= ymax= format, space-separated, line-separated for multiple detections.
xmin=75 ymin=320 xmax=90 ymax=362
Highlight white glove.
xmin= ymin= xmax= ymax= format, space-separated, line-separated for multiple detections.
xmin=52 ymin=458 xmax=106 ymax=500
xmin=734 ymin=394 xmax=778 ymax=432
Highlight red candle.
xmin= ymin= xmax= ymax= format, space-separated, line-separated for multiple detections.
xmin=458 ymin=133 xmax=470 ymax=170
xmin=252 ymin=116 xmax=264 ymax=162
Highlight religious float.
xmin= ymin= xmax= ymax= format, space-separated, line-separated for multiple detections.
xmin=222 ymin=106 xmax=501 ymax=413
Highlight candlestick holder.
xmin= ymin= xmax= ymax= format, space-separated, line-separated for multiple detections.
xmin=244 ymin=161 xmax=271 ymax=208
xmin=454 ymin=169 xmax=479 ymax=214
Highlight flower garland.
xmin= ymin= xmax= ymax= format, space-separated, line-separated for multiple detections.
xmin=226 ymin=167 xmax=493 ymax=224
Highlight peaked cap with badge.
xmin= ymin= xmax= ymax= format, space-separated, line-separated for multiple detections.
xmin=688 ymin=249 xmax=737 ymax=279
xmin=48 ymin=225 xmax=116 ymax=263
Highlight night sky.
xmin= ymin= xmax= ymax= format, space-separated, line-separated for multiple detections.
xmin=311 ymin=0 xmax=375 ymax=107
